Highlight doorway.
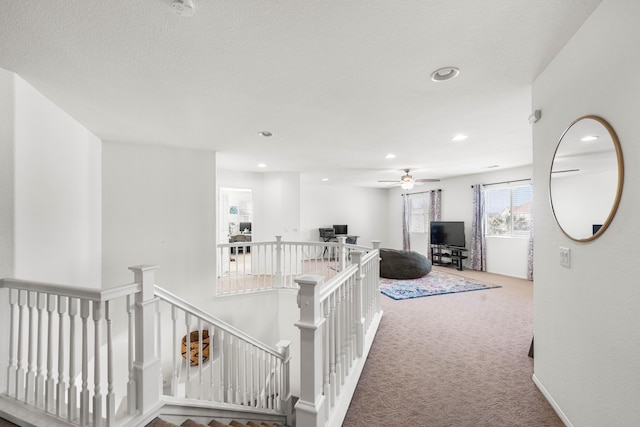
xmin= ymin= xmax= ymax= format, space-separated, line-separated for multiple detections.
xmin=219 ymin=188 xmax=253 ymax=276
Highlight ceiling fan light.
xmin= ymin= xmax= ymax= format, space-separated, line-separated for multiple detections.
xmin=401 ymin=181 xmax=414 ymax=190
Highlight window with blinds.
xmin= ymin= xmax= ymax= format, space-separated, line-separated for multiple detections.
xmin=485 ymin=184 xmax=532 ymax=236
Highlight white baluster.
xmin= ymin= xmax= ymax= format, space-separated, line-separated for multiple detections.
xmin=329 ymin=293 xmax=337 ymax=404
xmin=35 ymin=293 xmax=46 ymax=408
xmin=92 ymin=300 xmax=103 ymax=427
xmin=56 ymin=295 xmax=67 ymax=417
xmin=126 ymin=294 xmax=136 ymax=413
xmin=184 ymin=312 xmax=192 ymax=398
xmin=227 ymin=335 xmax=233 ymax=403
xmin=80 ymin=300 xmax=90 ymax=426
xmin=249 ymin=345 xmax=255 ymax=407
xmin=243 ymin=340 xmax=248 ymax=405
xmin=170 ymin=306 xmax=178 ymax=397
xmin=6 ymin=289 xmax=17 ymax=397
xmin=67 ymin=297 xmax=78 ymax=422
xmin=275 ymin=236 xmax=283 ymax=288
xmin=197 ymin=318 xmax=203 ymax=400
xmin=209 ymin=325 xmax=215 ymax=401
xmin=235 ymin=338 xmax=241 ymax=404
xmin=334 ymin=287 xmax=342 ymax=397
xmin=25 ymin=291 xmax=37 ymax=404
xmin=45 ymin=294 xmax=56 ymax=413
xmin=106 ymin=300 xmax=115 ymax=426
xmin=156 ymin=299 xmax=163 ymax=394
xmin=322 ymin=299 xmax=332 ymax=413
xmin=15 ymin=290 xmax=27 ymax=401
xmin=218 ymin=331 xmax=225 ymax=402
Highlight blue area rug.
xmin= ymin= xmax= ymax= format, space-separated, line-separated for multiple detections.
xmin=380 ymin=269 xmax=501 ymax=300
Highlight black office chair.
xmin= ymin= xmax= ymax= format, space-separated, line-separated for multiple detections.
xmin=345 ymin=236 xmax=358 ymax=245
xmin=319 ymin=228 xmax=337 ymax=258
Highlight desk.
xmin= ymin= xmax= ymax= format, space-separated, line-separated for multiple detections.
xmin=230 ymin=234 xmax=251 ymax=254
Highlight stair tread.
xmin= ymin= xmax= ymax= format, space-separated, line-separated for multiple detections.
xmin=208 ymin=421 xmax=232 ymax=427
xmin=182 ymin=419 xmax=211 ymax=427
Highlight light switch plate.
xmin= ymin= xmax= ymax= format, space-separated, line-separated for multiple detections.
xmin=560 ymin=247 xmax=571 ymax=267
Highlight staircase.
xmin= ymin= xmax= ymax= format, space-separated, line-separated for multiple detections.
xmin=147 ymin=417 xmax=280 ymax=427
xmin=0 ymin=238 xmax=383 ymax=427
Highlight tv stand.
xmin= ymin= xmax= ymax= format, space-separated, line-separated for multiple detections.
xmin=431 ymin=245 xmax=468 ymax=271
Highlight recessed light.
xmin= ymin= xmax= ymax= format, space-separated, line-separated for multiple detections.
xmin=322 ymin=178 xmax=329 ymax=182
xmin=385 ymin=153 xmax=397 ymax=159
xmin=580 ymin=135 xmax=599 ymax=142
xmin=430 ymin=66 xmax=460 ymax=82
xmin=259 ymin=131 xmax=273 ymax=137
xmin=257 ymin=163 xmax=266 ymax=168
xmin=452 ymin=134 xmax=468 ymax=142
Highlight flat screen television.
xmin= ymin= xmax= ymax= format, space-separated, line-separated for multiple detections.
xmin=430 ymin=221 xmax=465 ymax=248
xmin=333 ymin=224 xmax=348 ymax=235
xmin=239 ymin=222 xmax=252 ymax=234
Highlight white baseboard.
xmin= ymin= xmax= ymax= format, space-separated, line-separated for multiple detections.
xmin=532 ymin=373 xmax=572 ymax=427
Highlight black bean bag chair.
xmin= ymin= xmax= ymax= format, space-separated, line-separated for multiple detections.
xmin=379 ymin=248 xmax=432 ymax=279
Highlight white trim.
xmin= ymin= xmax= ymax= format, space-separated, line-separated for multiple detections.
xmin=532 ymin=373 xmax=573 ymax=427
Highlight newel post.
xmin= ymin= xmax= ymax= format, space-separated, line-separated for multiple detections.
xmin=337 ymin=236 xmax=347 ymax=271
xmin=294 ymin=275 xmax=326 ymax=427
xmin=276 ymin=340 xmax=293 ymax=426
xmin=371 ymin=240 xmax=382 ymax=313
xmin=350 ymin=251 xmax=366 ymax=358
xmin=275 ymin=236 xmax=283 ymax=288
xmin=129 ymin=265 xmax=161 ymax=415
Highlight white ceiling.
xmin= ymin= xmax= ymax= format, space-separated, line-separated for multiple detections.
xmin=0 ymin=0 xmax=602 ymax=187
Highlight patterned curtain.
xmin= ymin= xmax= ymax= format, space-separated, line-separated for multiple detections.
xmin=402 ymin=193 xmax=410 ymax=250
xmin=470 ymin=184 xmax=486 ymax=271
xmin=427 ymin=190 xmax=442 ymax=260
xmin=527 ymin=184 xmax=534 ymax=280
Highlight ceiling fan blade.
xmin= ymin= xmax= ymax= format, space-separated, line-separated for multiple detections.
xmin=414 ymin=178 xmax=440 ymax=182
xmin=378 ymin=180 xmax=401 ymax=183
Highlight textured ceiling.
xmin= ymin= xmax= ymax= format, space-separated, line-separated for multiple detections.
xmin=0 ymin=0 xmax=602 ymax=187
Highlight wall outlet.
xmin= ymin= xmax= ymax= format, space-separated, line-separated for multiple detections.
xmin=560 ymin=247 xmax=571 ymax=267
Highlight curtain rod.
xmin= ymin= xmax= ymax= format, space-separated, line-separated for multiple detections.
xmin=471 ymin=178 xmax=531 ymax=188
xmin=401 ymin=189 xmax=441 ymax=196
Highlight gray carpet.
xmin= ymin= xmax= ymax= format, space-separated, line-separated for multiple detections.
xmin=342 ymin=266 xmax=563 ymax=427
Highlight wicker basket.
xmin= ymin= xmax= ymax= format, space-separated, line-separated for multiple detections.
xmin=181 ymin=330 xmax=211 ymax=366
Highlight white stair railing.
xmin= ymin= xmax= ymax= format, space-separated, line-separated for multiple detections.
xmin=217 ymin=235 xmax=373 ymax=296
xmin=295 ymin=242 xmax=383 ymax=427
xmin=0 ymin=273 xmax=146 ymax=426
xmin=152 ymin=286 xmax=292 ymax=417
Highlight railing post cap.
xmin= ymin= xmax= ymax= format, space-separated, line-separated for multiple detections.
xmin=128 ymin=265 xmax=160 ymax=273
xmin=294 ymin=274 xmax=324 ymax=286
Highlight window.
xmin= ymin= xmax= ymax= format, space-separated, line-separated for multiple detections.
xmin=485 ymin=184 xmax=532 ymax=236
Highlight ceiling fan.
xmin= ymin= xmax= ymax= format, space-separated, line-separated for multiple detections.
xmin=378 ymin=169 xmax=440 ymax=190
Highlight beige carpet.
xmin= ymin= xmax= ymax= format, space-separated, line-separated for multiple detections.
xmin=342 ymin=266 xmax=562 ymax=427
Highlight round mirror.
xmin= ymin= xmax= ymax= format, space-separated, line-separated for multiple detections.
xmin=550 ymin=115 xmax=624 ymax=242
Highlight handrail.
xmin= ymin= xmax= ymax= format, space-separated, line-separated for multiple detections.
xmin=0 ymin=277 xmax=140 ymax=302
xmin=318 ymin=263 xmax=358 ymax=302
xmin=154 ymin=285 xmax=283 ymax=359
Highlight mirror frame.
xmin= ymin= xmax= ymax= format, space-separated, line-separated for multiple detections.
xmin=549 ymin=115 xmax=624 ymax=242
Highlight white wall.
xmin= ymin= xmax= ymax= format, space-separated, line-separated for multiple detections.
xmin=102 ymin=142 xmax=217 ymax=302
xmin=0 ymin=68 xmax=15 ymax=280
xmin=300 ymin=184 xmax=389 ymax=247
xmin=385 ymin=165 xmax=533 ymax=278
xmin=11 ymin=74 xmax=102 ymax=286
xmin=532 ymin=1 xmax=640 ymax=425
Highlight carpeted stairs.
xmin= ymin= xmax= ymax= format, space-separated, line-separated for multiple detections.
xmin=146 ymin=417 xmax=280 ymax=427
